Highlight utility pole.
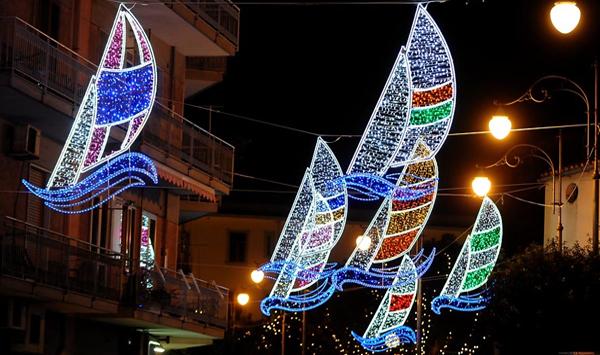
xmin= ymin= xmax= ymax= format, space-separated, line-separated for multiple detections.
xmin=557 ymin=130 xmax=563 ymax=252
xmin=301 ymin=310 xmax=306 ymax=355
xmin=415 ymin=237 xmax=423 ymax=353
xmin=281 ymin=312 xmax=286 ymax=355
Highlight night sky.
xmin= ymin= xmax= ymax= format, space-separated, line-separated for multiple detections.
xmin=189 ymin=0 xmax=600 ymax=252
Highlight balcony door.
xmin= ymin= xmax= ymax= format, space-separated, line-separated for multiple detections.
xmin=140 ymin=212 xmax=156 ymax=270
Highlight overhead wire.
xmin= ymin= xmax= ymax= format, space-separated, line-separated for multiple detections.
xmin=180 ymin=100 xmax=587 ymax=139
xmin=109 ymin=0 xmax=450 ymax=6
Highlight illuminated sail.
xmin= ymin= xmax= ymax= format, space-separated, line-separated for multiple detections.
xmin=431 ymin=197 xmax=503 ymax=314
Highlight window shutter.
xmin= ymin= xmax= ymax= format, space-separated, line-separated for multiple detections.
xmin=27 ymin=167 xmax=46 ymax=226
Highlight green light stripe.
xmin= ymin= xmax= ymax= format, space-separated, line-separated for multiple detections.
xmin=470 ymin=226 xmax=501 ymax=252
xmin=462 ymin=264 xmax=494 ymax=291
xmin=409 ymin=100 xmax=453 ymax=125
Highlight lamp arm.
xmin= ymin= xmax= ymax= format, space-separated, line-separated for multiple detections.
xmin=495 ymin=75 xmax=590 ymax=112
xmin=484 ymin=144 xmax=557 ymax=212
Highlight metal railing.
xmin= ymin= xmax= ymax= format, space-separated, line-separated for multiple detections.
xmin=180 ymin=0 xmax=240 ymax=46
xmin=136 ymin=267 xmax=229 ymax=328
xmin=0 ymin=17 xmax=234 ymax=187
xmin=0 ymin=16 xmax=96 ymax=104
xmin=145 ymin=104 xmax=234 ymax=185
xmin=186 ymin=56 xmax=228 ymax=72
xmin=0 ymin=217 xmax=123 ymax=300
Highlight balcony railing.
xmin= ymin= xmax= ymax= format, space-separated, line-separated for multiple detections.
xmin=0 ymin=16 xmax=234 ymax=187
xmin=136 ymin=267 xmax=229 ymax=328
xmin=0 ymin=17 xmax=96 ymax=104
xmin=145 ymin=104 xmax=234 ymax=185
xmin=1 ymin=217 xmax=230 ymax=329
xmin=0 ymin=217 xmax=123 ymax=300
xmin=186 ymin=56 xmax=228 ymax=72
xmin=180 ymin=0 xmax=240 ymax=46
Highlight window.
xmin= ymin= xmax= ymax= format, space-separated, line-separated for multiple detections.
xmin=228 ymin=232 xmax=247 ymax=263
xmin=110 ymin=204 xmax=123 ymax=253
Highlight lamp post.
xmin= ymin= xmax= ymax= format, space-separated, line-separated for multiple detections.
xmin=484 ymin=143 xmax=563 ymax=250
xmin=490 ymin=74 xmax=597 ymax=253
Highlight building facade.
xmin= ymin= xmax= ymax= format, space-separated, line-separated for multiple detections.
xmin=543 ymin=164 xmax=597 ymax=248
xmin=182 ymin=213 xmax=466 ymax=324
xmin=0 ymin=0 xmax=239 ymax=353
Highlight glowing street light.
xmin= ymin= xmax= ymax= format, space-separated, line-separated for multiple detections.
xmin=237 ymin=293 xmax=250 ymax=306
xmin=251 ymin=269 xmax=264 ymax=284
xmin=149 ymin=341 xmax=165 ymax=353
xmin=489 ymin=115 xmax=512 ymax=140
xmin=471 ymin=176 xmax=491 ymax=197
xmin=550 ymin=2 xmax=581 ymax=34
xmin=356 ymin=235 xmax=372 ymax=251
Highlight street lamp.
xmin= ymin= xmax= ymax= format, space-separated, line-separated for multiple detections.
xmin=550 ymin=2 xmax=581 ymax=34
xmin=251 ymin=269 xmax=265 ymax=284
xmin=491 ymin=74 xmax=597 ymax=254
xmin=471 ymin=176 xmax=491 ymax=197
xmin=237 ymin=292 xmax=250 ymax=306
xmin=489 ymin=115 xmax=512 ymax=140
xmin=485 ymin=143 xmax=564 ymax=250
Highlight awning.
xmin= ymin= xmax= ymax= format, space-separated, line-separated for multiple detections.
xmin=155 ymin=162 xmax=216 ymax=202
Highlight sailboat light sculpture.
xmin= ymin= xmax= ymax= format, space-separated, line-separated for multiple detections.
xmin=431 ymin=197 xmax=503 ymax=314
xmin=22 ymin=5 xmax=158 ymax=214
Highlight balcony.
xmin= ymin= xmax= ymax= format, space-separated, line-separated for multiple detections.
xmin=133 ymin=0 xmax=240 ymax=56
xmin=0 ymin=17 xmax=234 ymax=190
xmin=0 ymin=217 xmax=122 ymax=309
xmin=185 ymin=56 xmax=228 ymax=97
xmin=135 ymin=268 xmax=229 ymax=329
xmin=183 ymin=0 xmax=240 ymax=47
xmin=0 ymin=217 xmax=230 ymax=337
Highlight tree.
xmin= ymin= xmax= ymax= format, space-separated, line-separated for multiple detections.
xmin=482 ymin=243 xmax=600 ymax=354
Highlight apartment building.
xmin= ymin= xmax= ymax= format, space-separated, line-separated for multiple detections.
xmin=0 ymin=0 xmax=238 ymax=353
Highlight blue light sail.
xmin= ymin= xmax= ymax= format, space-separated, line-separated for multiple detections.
xmin=96 ymin=63 xmax=154 ymax=126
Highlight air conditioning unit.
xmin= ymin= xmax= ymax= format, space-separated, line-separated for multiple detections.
xmin=11 ymin=124 xmax=40 ymax=160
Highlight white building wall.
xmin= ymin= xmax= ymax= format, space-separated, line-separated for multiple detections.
xmin=544 ymin=170 xmax=596 ymax=248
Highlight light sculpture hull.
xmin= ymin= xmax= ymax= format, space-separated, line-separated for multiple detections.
xmin=22 ymin=5 xmax=158 ymax=213
xmin=431 ymin=197 xmax=503 ymax=314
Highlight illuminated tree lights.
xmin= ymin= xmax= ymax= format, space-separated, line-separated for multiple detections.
xmin=431 ymin=197 xmax=503 ymax=314
xmin=22 ymin=5 xmax=158 ymax=213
